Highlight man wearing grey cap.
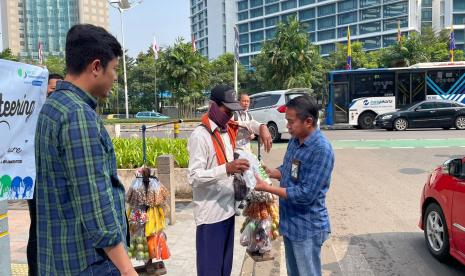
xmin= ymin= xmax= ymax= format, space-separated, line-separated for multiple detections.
xmin=188 ymin=84 xmax=272 ymax=276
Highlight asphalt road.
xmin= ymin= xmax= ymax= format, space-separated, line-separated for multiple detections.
xmin=258 ymin=129 xmax=465 ymax=276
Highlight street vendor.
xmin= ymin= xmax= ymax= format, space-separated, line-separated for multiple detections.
xmin=187 ymin=84 xmax=272 ymax=276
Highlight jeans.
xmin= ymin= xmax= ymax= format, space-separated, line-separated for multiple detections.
xmin=283 ymin=231 xmax=330 ymax=276
xmin=79 ymin=259 xmax=120 ymax=276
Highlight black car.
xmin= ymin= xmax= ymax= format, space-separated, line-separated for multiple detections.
xmin=375 ymin=100 xmax=465 ymax=131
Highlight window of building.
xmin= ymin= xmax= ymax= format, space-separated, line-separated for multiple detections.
xmin=360 ymin=36 xmax=381 ymax=49
xmin=282 ymin=12 xmax=297 ymax=22
xmin=240 ymin=33 xmax=249 ymax=44
xmin=299 ymin=8 xmax=315 ymax=20
xmin=240 ymin=45 xmax=249 ymax=53
xmin=251 ymin=0 xmax=263 ymax=8
xmin=383 ymin=34 xmax=397 ymax=47
xmin=338 ymin=0 xmax=357 ymax=11
xmin=421 ymin=9 xmax=432 ymax=21
xmin=338 ymin=25 xmax=357 ymax=38
xmin=360 ymin=7 xmax=381 ymax=21
xmin=318 ymin=3 xmax=336 ymax=17
xmin=265 ymin=0 xmax=279 ymax=3
xmin=250 ymin=7 xmax=264 ymax=18
xmin=453 ymin=14 xmax=465 ymax=25
xmin=304 ymin=20 xmax=316 ymax=31
xmin=318 ymin=29 xmax=335 ymax=41
xmin=309 ymin=32 xmax=316 ymax=42
xmin=251 ymin=42 xmax=262 ymax=52
xmin=299 ymin=0 xmax=315 ymax=6
xmin=238 ymin=0 xmax=248 ymax=11
xmin=266 ymin=16 xmax=279 ymax=26
xmin=265 ymin=3 xmax=279 ymax=14
xmin=251 ymin=30 xmax=264 ymax=42
xmin=239 ymin=23 xmax=249 ymax=33
xmin=454 ymin=0 xmax=465 ymax=11
xmin=384 ymin=2 xmax=408 ymax=18
xmin=360 ymin=21 xmax=381 ymax=34
xmin=250 ymin=20 xmax=264 ymax=30
xmin=421 ymin=0 xmax=432 ymax=7
xmin=266 ymin=28 xmax=277 ymax=38
xmin=384 ymin=17 xmax=407 ymax=31
xmin=240 ymin=56 xmax=250 ymax=66
xmin=338 ymin=11 xmax=357 ymax=25
xmin=238 ymin=11 xmax=248 ymax=21
xmin=317 ymin=16 xmax=336 ymax=30
xmin=320 ymin=43 xmax=335 ymax=55
xmin=282 ymin=0 xmax=297 ymax=10
xmin=360 ymin=0 xmax=381 ymax=8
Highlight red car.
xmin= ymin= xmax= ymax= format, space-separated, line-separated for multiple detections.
xmin=419 ymin=158 xmax=465 ymax=265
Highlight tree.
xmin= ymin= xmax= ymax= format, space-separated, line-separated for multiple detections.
xmin=251 ymin=17 xmax=323 ymax=95
xmin=209 ymin=53 xmax=247 ymax=89
xmin=159 ymin=38 xmax=210 ymax=118
xmin=328 ymin=42 xmax=380 ymax=70
xmin=44 ymin=56 xmax=65 ymax=75
xmin=0 ymin=48 xmax=18 ymax=61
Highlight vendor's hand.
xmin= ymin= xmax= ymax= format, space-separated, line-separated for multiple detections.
xmin=226 ymin=159 xmax=250 ymax=174
xmin=254 ymin=174 xmax=269 ymax=192
xmin=259 ymin=124 xmax=272 ymax=153
xmin=262 ymin=165 xmax=281 ymax=180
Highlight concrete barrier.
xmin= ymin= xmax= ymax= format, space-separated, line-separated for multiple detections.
xmin=0 ymin=200 xmax=11 ymax=276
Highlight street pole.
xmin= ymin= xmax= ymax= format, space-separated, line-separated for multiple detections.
xmin=119 ymin=8 xmax=130 ymax=119
xmin=234 ymin=61 xmax=238 ymax=93
xmin=154 ymin=61 xmax=158 ymax=112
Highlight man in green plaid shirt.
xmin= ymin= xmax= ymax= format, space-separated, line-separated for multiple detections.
xmin=34 ymin=24 xmax=136 ymax=275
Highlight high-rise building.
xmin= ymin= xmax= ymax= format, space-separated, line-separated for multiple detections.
xmin=1 ymin=0 xmax=109 ymax=59
xmin=190 ymin=0 xmax=465 ymax=66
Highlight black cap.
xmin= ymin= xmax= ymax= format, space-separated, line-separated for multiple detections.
xmin=210 ymin=84 xmax=243 ymax=111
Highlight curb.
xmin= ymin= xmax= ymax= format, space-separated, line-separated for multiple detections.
xmin=320 ymin=124 xmax=355 ymax=130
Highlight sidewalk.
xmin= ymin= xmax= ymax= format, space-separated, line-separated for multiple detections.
xmin=7 ymin=200 xmax=246 ymax=276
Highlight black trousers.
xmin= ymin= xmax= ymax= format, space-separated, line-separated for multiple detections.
xmin=196 ymin=215 xmax=235 ymax=276
xmin=27 ymin=196 xmax=37 ymax=276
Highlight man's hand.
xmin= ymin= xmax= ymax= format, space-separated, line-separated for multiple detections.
xmin=121 ymin=268 xmax=138 ymax=276
xmin=226 ymin=159 xmax=250 ymax=174
xmin=259 ymin=124 xmax=272 ymax=153
xmin=263 ymin=165 xmax=281 ymax=180
xmin=254 ymin=174 xmax=270 ymax=192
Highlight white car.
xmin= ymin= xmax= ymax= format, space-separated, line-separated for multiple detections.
xmin=248 ymin=88 xmax=316 ymax=142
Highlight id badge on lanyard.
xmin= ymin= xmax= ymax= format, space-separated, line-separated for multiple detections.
xmin=291 ymin=159 xmax=301 ymax=182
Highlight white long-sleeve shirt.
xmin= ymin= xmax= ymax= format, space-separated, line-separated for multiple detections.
xmin=188 ymin=119 xmax=261 ymax=225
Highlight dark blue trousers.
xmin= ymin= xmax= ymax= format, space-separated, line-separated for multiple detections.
xmin=196 ymin=215 xmax=235 ymax=276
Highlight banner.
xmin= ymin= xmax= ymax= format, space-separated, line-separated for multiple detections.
xmin=0 ymin=59 xmax=48 ymax=200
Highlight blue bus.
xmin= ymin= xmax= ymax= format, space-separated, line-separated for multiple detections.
xmin=326 ymin=62 xmax=465 ymax=129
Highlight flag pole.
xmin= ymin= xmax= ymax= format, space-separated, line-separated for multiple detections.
xmin=155 ymin=60 xmax=158 ymax=112
xmin=234 ymin=61 xmax=238 ymax=93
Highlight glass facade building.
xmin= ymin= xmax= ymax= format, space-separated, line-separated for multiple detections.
xmin=189 ymin=0 xmax=465 ymax=65
xmin=1 ymin=0 xmax=109 ymax=59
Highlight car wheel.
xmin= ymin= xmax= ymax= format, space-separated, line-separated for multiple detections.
xmin=267 ymin=122 xmax=281 ymax=143
xmin=454 ymin=116 xmax=465 ymax=130
xmin=358 ymin=112 xmax=376 ymax=129
xmin=424 ymin=203 xmax=450 ymax=262
xmin=393 ymin=118 xmax=408 ymax=131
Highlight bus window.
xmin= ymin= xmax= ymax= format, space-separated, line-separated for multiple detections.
xmin=427 ymin=69 xmax=462 ymax=98
xmin=353 ymin=73 xmax=395 ymax=98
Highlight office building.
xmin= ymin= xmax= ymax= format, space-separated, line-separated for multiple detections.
xmin=190 ymin=0 xmax=465 ymax=65
xmin=1 ymin=0 xmax=109 ymax=59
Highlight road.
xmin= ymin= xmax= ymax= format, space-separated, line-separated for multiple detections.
xmin=258 ymin=129 xmax=465 ymax=275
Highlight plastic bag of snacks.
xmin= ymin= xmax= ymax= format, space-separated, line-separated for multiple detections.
xmin=126 ymin=170 xmax=169 ymax=207
xmin=240 ymin=219 xmax=272 ymax=253
xmin=235 ymin=149 xmax=272 ymax=188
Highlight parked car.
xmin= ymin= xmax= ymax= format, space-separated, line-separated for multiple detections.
xmin=375 ymin=100 xmax=465 ymax=131
xmin=248 ymin=88 xmax=319 ymax=142
xmin=135 ymin=111 xmax=170 ymax=119
xmin=419 ymin=158 xmax=465 ymax=266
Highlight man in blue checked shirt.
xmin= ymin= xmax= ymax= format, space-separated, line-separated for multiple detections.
xmin=34 ymin=24 xmax=136 ymax=276
xmin=255 ymin=95 xmax=334 ymax=276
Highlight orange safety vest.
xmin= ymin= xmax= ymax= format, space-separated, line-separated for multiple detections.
xmin=201 ymin=114 xmax=238 ymax=165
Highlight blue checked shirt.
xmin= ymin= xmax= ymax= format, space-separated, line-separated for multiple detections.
xmin=279 ymin=129 xmax=334 ymax=241
xmin=35 ymin=81 xmax=128 ymax=275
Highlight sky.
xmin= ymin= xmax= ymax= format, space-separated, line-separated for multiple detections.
xmin=109 ymin=1 xmax=191 ymax=58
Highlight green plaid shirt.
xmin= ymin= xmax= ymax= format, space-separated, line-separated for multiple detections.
xmin=35 ymin=81 xmax=128 ymax=275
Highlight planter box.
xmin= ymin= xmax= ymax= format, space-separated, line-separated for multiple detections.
xmin=117 ymin=168 xmax=191 ymax=197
